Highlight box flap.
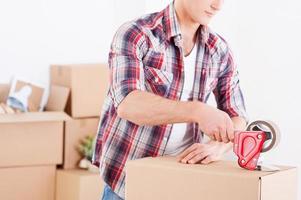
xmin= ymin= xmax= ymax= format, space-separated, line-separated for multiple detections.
xmin=54 ymin=63 xmax=107 ymax=69
xmin=0 ymin=111 xmax=71 ymax=123
xmin=45 ymin=85 xmax=70 ymax=111
xmin=128 ymin=157 xmax=277 ymax=179
xmin=57 ymin=169 xmax=99 ymax=177
xmin=0 ymin=84 xmax=10 ymax=103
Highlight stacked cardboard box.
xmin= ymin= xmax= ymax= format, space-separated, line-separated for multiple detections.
xmin=126 ymin=157 xmax=298 ymax=200
xmin=50 ymin=63 xmax=109 ymax=170
xmin=50 ymin=63 xmax=109 ymax=199
xmin=0 ymin=165 xmax=56 ymax=200
xmin=0 ymin=63 xmax=108 ymax=199
xmin=50 ymin=63 xmax=109 ymax=118
xmin=63 ymin=118 xmax=100 ymax=169
xmin=0 ymin=83 xmax=70 ymax=200
xmin=56 ymin=169 xmax=104 ymax=200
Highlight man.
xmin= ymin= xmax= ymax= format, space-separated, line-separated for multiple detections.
xmin=92 ymin=0 xmax=248 ymax=199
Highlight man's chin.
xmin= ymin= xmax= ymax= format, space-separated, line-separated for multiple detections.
xmin=199 ymin=20 xmax=211 ymax=26
xmin=195 ymin=17 xmax=212 ymax=26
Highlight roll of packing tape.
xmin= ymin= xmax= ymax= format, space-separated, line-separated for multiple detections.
xmin=246 ymin=120 xmax=281 ymax=153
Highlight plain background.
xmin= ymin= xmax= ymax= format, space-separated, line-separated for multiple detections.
xmin=0 ymin=0 xmax=300 ymax=197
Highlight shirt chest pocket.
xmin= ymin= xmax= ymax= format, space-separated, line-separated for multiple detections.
xmin=144 ymin=66 xmax=174 ymax=97
xmin=205 ymin=76 xmax=218 ymax=93
xmin=200 ymin=64 xmax=220 ymax=96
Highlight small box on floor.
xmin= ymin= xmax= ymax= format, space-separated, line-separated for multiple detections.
xmin=50 ymin=63 xmax=109 ymax=118
xmin=126 ymin=157 xmax=298 ymax=200
xmin=56 ymin=169 xmax=104 ymax=200
xmin=0 ymin=165 xmax=56 ymax=200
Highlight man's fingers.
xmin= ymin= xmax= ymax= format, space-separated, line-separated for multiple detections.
xmin=221 ymin=121 xmax=230 ymax=143
xmin=200 ymin=156 xmax=214 ymax=164
xmin=211 ymin=130 xmax=219 ymax=142
xmin=218 ymin=126 xmax=227 ymax=143
xmin=221 ymin=132 xmax=229 ymax=143
xmin=180 ymin=149 xmax=201 ymax=163
xmin=232 ymin=130 xmax=240 ymax=142
xmin=214 ymin=131 xmax=222 ymax=142
xmin=181 ymin=147 xmax=207 ymax=164
xmin=226 ymin=118 xmax=234 ymax=142
xmin=177 ymin=143 xmax=199 ymax=161
xmin=187 ymin=152 xmax=208 ymax=164
xmin=210 ymin=134 xmax=216 ymax=141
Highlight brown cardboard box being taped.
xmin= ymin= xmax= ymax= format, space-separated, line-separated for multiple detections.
xmin=126 ymin=156 xmax=298 ymax=200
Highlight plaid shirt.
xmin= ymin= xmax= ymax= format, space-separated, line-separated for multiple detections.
xmin=92 ymin=2 xmax=247 ymax=199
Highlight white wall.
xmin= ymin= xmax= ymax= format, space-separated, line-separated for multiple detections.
xmin=235 ymin=0 xmax=301 ymax=164
xmin=0 ymin=0 xmax=145 ymax=85
xmin=213 ymin=0 xmax=301 ymax=196
xmin=213 ymin=0 xmax=301 ymax=195
xmin=1 ymin=0 xmax=300 ymax=196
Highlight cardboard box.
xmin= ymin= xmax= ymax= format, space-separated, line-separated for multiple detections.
xmin=50 ymin=63 xmax=109 ymax=118
xmin=56 ymin=169 xmax=104 ymax=200
xmin=0 ymin=84 xmax=71 ymax=167
xmin=45 ymin=85 xmax=70 ymax=112
xmin=126 ymin=157 xmax=298 ymax=200
xmin=62 ymin=117 xmax=99 ymax=169
xmin=0 ymin=112 xmax=70 ymax=167
xmin=0 ymin=165 xmax=56 ymax=200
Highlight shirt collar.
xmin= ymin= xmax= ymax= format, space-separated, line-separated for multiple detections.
xmin=162 ymin=2 xmax=209 ymax=46
xmin=162 ymin=2 xmax=181 ymax=40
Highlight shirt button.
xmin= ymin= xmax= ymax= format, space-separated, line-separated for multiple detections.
xmin=155 ymin=77 xmax=159 ymax=82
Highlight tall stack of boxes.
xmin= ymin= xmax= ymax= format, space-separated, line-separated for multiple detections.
xmin=50 ymin=64 xmax=109 ymax=200
xmin=0 ymin=63 xmax=109 ymax=200
xmin=0 ymin=83 xmax=70 ymax=200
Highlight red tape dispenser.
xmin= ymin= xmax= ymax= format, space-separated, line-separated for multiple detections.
xmin=233 ymin=120 xmax=281 ymax=171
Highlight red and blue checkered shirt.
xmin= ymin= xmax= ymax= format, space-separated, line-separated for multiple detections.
xmin=92 ymin=2 xmax=247 ymax=198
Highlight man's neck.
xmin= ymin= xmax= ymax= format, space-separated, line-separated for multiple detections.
xmin=174 ymin=1 xmax=201 ymax=56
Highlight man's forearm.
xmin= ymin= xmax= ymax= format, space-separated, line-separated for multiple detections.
xmin=117 ymin=90 xmax=199 ymax=126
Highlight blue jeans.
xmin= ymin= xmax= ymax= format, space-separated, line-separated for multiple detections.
xmin=101 ymin=184 xmax=124 ymax=200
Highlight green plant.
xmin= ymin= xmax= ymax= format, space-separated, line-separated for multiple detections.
xmin=77 ymin=135 xmax=95 ymax=162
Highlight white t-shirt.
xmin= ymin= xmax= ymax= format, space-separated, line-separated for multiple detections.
xmin=164 ymin=45 xmax=197 ymax=155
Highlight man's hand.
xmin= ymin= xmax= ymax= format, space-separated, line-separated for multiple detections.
xmin=177 ymin=141 xmax=232 ymax=164
xmin=192 ymin=102 xmax=235 ymax=143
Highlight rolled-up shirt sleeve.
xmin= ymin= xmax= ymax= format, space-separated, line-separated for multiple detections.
xmin=213 ymin=46 xmax=248 ymax=122
xmin=108 ymin=22 xmax=146 ymax=109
